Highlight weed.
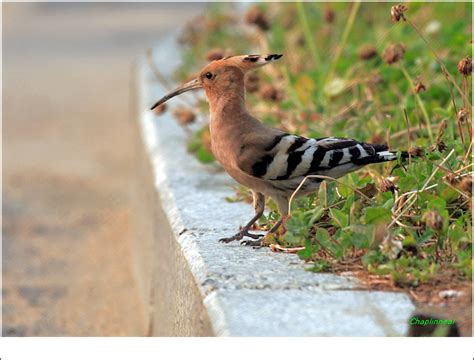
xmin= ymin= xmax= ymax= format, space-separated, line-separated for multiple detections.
xmin=170 ymin=2 xmax=472 ymax=287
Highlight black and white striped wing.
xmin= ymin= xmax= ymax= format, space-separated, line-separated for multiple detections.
xmin=248 ymin=134 xmax=396 ymax=185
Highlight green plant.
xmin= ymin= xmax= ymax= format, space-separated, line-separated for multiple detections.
xmin=171 ymin=2 xmax=472 ymax=287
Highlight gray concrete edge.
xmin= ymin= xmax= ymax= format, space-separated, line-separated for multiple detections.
xmin=135 ymin=35 xmax=416 ymax=336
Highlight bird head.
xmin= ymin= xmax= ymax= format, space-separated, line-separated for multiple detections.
xmin=150 ymin=54 xmax=283 ymax=110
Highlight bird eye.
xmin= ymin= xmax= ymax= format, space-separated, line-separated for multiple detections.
xmin=205 ymin=72 xmax=213 ymax=80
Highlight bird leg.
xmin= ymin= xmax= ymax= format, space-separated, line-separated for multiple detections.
xmin=269 ymin=217 xmax=285 ymax=234
xmin=240 ymin=216 xmax=289 ymax=247
xmin=241 ymin=197 xmax=290 ymax=247
xmin=218 ymin=212 xmax=265 ymax=243
xmin=219 ymin=192 xmax=265 ymax=244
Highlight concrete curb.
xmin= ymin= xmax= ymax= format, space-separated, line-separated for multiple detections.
xmin=135 ymin=35 xmax=415 ymax=336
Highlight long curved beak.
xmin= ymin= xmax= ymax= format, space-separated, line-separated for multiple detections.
xmin=150 ymin=78 xmax=202 ymax=110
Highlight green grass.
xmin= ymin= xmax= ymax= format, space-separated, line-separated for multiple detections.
xmin=173 ymin=2 xmax=472 ymax=287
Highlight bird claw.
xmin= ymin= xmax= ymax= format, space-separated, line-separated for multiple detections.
xmin=240 ymin=239 xmax=263 ymax=247
xmin=219 ymin=236 xmax=242 ymax=244
xmin=219 ymin=230 xmax=264 ymax=244
xmin=218 ymin=235 xmax=243 ymax=243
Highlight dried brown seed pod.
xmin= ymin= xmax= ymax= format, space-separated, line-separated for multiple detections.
xmin=444 ymin=173 xmax=458 ymax=186
xmin=368 ymin=71 xmax=383 ymax=85
xmin=436 ymin=141 xmax=447 ymax=152
xmin=435 ymin=119 xmax=447 ymax=143
xmin=380 ymin=178 xmax=397 ymax=193
xmin=370 ymin=133 xmax=384 ymax=144
xmin=382 ymin=43 xmax=406 ymax=64
xmin=359 ymin=183 xmax=378 ymax=198
xmin=260 ymin=84 xmax=284 ymax=102
xmin=408 ymin=145 xmax=424 ymax=157
xmin=429 ymin=141 xmax=447 ymax=153
xmin=324 ymin=7 xmax=335 ymax=23
xmin=457 ymin=108 xmax=469 ymax=123
xmin=206 ymin=14 xmax=236 ymax=32
xmin=414 ymin=79 xmax=427 ymax=94
xmin=178 ymin=17 xmax=204 ymax=45
xmin=391 ymin=4 xmax=407 ymax=23
xmin=173 ymin=108 xmax=196 ymax=126
xmin=459 ymin=177 xmax=472 ymax=195
xmin=245 ymin=73 xmax=260 ymax=93
xmin=153 ymin=103 xmax=167 ymax=115
xmin=457 ymin=56 xmax=472 ymax=75
xmin=423 ymin=210 xmax=443 ymax=232
xmin=206 ymin=48 xmax=224 ymax=61
xmin=245 ymin=6 xmax=270 ymax=31
xmin=358 ymin=44 xmax=377 ymax=61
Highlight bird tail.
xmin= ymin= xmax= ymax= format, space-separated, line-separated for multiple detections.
xmin=376 ymin=150 xmax=409 ymax=161
xmin=352 ymin=144 xmax=409 ymax=166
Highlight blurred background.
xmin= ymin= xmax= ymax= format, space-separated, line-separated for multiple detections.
xmin=2 ymin=2 xmax=205 ymax=336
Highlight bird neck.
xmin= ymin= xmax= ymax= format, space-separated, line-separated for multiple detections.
xmin=207 ymin=89 xmax=262 ymax=166
xmin=207 ymin=90 xmax=251 ymax=132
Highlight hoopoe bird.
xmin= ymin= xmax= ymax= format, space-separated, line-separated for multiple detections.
xmin=151 ymin=54 xmax=406 ymax=246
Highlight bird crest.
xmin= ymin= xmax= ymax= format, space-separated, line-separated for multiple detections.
xmin=150 ymin=54 xmax=282 ymax=110
xmin=215 ymin=54 xmax=283 ymax=72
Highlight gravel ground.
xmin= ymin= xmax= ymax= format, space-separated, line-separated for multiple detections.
xmin=2 ymin=2 xmax=204 ymax=336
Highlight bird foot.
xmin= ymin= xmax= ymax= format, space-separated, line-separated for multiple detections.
xmin=218 ymin=230 xmax=264 ymax=243
xmin=241 ymin=232 xmax=279 ymax=247
xmin=240 ymin=238 xmax=264 ymax=247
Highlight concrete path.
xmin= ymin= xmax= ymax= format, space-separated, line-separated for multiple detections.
xmin=2 ymin=3 xmax=204 ymax=336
